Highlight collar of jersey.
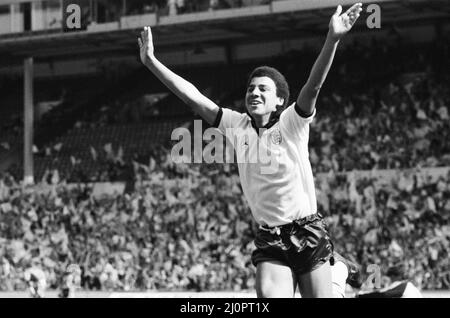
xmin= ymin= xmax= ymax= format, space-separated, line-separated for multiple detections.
xmin=246 ymin=110 xmax=280 ymax=134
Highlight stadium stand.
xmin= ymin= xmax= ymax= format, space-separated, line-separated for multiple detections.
xmin=0 ymin=0 xmax=449 ymax=296
xmin=1 ymin=35 xmax=450 ymax=292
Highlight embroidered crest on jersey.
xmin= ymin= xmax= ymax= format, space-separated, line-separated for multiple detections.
xmin=270 ymin=128 xmax=282 ymax=145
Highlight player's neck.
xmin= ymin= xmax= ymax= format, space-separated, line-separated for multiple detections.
xmin=252 ymin=113 xmax=271 ymax=128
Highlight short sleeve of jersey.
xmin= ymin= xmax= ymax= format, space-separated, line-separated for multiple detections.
xmin=217 ymin=108 xmax=247 ymax=134
xmin=280 ymin=103 xmax=316 ymax=139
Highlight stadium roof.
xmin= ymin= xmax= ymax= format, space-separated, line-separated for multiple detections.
xmin=0 ymin=0 xmax=448 ymax=66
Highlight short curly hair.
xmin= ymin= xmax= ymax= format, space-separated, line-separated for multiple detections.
xmin=247 ymin=66 xmax=290 ymax=109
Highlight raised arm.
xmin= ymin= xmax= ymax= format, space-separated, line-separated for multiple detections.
xmin=297 ymin=3 xmax=362 ymax=115
xmin=138 ymin=26 xmax=219 ymax=125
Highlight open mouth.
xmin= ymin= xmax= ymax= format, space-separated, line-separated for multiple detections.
xmin=249 ymin=100 xmax=262 ymax=106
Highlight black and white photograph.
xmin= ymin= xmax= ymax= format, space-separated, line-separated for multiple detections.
xmin=0 ymin=0 xmax=449 ymax=303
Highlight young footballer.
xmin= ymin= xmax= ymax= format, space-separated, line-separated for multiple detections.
xmin=138 ymin=3 xmax=363 ymax=297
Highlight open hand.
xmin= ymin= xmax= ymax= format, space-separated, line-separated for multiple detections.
xmin=329 ymin=3 xmax=363 ymax=40
xmin=138 ymin=26 xmax=155 ymax=65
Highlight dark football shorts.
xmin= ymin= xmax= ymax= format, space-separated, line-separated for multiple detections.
xmin=251 ymin=213 xmax=334 ymax=276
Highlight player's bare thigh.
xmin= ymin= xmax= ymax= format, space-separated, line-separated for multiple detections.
xmin=297 ymin=261 xmax=333 ymax=298
xmin=256 ymin=260 xmax=297 ymax=298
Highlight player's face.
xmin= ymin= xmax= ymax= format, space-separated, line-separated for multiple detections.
xmin=245 ymin=76 xmax=284 ymax=118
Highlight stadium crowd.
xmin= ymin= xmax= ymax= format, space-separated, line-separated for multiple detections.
xmin=0 ymin=148 xmax=449 ymax=292
xmin=0 ymin=31 xmax=449 ymax=294
xmin=0 ymin=159 xmax=256 ymax=292
xmin=309 ymin=74 xmax=450 ymax=172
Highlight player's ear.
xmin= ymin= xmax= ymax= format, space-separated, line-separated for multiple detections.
xmin=277 ymin=97 xmax=284 ymax=107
